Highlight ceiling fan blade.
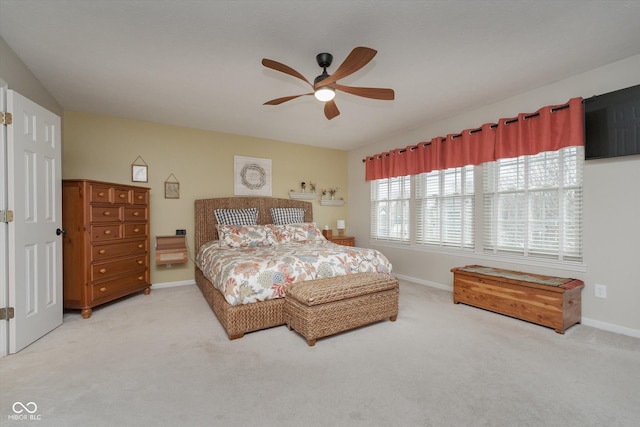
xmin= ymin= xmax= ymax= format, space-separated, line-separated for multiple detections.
xmin=332 ymin=84 xmax=395 ymax=100
xmin=315 ymin=47 xmax=377 ymax=88
xmin=262 ymin=58 xmax=313 ymax=87
xmin=324 ymin=100 xmax=340 ymax=120
xmin=264 ymin=93 xmax=314 ymax=105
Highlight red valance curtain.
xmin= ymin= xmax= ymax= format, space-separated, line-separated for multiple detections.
xmin=365 ymin=97 xmax=584 ymax=181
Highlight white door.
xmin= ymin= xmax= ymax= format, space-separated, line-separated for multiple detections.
xmin=6 ymin=89 xmax=63 ymax=353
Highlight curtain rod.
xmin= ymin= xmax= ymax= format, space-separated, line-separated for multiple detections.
xmin=362 ymin=103 xmax=572 ymax=162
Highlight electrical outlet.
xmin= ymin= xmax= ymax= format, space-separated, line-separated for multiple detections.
xmin=595 ymin=283 xmax=607 ymax=299
xmin=176 ymin=229 xmax=186 ymax=235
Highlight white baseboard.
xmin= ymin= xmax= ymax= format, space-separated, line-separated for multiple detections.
xmin=394 ymin=273 xmax=640 ymax=340
xmin=580 ymin=318 xmax=640 ymax=339
xmin=393 ymin=273 xmax=453 ymax=292
xmin=152 ymin=279 xmax=196 ymax=289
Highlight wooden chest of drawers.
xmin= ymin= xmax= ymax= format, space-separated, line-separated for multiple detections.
xmin=62 ymin=179 xmax=150 ymax=318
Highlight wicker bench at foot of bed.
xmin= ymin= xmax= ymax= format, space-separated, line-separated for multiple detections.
xmin=284 ymin=272 xmax=399 ymax=346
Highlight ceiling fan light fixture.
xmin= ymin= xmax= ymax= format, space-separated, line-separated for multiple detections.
xmin=314 ymin=86 xmax=335 ymax=102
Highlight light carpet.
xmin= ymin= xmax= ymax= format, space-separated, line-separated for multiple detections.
xmin=1 ymin=280 xmax=639 ymax=427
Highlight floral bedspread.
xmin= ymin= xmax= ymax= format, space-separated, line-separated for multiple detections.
xmin=196 ymin=240 xmax=392 ymax=306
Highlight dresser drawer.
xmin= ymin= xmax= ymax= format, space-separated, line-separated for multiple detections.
xmin=90 ymin=184 xmax=113 ymax=204
xmin=91 ymin=224 xmax=122 ymax=241
xmin=92 ymin=240 xmax=147 ymax=262
xmin=114 ymin=189 xmax=131 ymax=204
xmin=90 ymin=205 xmax=122 ymax=222
xmin=132 ymin=190 xmax=148 ymax=205
xmin=124 ymin=206 xmax=147 ymax=221
xmin=124 ymin=223 xmax=147 ymax=238
xmin=91 ymin=271 xmax=149 ymax=304
xmin=91 ymin=256 xmax=147 ymax=281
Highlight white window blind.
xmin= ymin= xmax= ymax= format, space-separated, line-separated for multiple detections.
xmin=370 ymin=176 xmax=411 ymax=242
xmin=483 ymin=146 xmax=583 ymax=261
xmin=415 ymin=166 xmax=474 ymax=249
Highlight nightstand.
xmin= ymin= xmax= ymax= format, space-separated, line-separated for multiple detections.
xmin=330 ymin=236 xmax=355 ymax=247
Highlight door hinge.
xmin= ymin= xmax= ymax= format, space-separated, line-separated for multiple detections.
xmin=0 ymin=112 xmax=12 ymax=125
xmin=0 ymin=307 xmax=15 ymax=320
xmin=0 ymin=210 xmax=14 ymax=223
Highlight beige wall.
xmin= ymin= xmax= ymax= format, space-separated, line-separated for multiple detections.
xmin=348 ymin=54 xmax=640 ymax=335
xmin=63 ymin=111 xmax=348 ymax=285
xmin=0 ymin=37 xmax=62 ymax=116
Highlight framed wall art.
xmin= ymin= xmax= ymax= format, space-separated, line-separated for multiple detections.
xmin=131 ymin=156 xmax=148 ymax=182
xmin=164 ymin=173 xmax=180 ymax=199
xmin=234 ymin=156 xmax=272 ymax=196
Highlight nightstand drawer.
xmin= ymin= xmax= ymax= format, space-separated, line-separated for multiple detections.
xmin=330 ymin=236 xmax=355 ymax=246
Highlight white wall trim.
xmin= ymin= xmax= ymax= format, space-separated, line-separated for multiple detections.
xmin=395 ymin=273 xmax=640 ymax=340
xmin=152 ymin=279 xmax=196 ymax=289
xmin=580 ymin=318 xmax=640 ymax=339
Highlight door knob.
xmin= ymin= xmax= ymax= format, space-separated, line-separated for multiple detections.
xmin=56 ymin=228 xmax=66 ymax=236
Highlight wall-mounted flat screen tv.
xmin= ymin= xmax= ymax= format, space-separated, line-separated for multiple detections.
xmin=584 ymin=84 xmax=640 ymax=160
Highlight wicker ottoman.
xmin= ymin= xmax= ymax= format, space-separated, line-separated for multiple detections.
xmin=284 ymin=272 xmax=399 ymax=346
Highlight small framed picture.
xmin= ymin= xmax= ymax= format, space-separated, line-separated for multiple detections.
xmin=132 ymin=164 xmax=148 ymax=182
xmin=165 ymin=182 xmax=180 ymax=199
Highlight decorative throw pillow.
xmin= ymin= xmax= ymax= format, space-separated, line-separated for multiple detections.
xmin=273 ymin=222 xmax=325 ymax=243
xmin=270 ymin=207 xmax=305 ymax=225
xmin=217 ymin=224 xmax=277 ymax=248
xmin=214 ymin=208 xmax=258 ymax=225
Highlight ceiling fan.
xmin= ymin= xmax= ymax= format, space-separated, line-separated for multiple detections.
xmin=262 ymin=46 xmax=395 ymax=120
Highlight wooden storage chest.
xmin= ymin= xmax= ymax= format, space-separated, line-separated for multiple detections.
xmin=451 ymin=265 xmax=584 ymax=334
xmin=62 ymin=179 xmax=151 ymax=318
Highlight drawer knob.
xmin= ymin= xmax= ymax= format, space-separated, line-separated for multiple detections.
xmin=99 ymin=268 xmax=107 ymax=274
xmin=119 ymin=194 xmax=126 ymax=199
xmin=137 ymin=195 xmax=143 ymax=200
xmin=138 ymin=276 xmax=144 ymax=281
xmin=104 ymin=230 xmax=111 ymax=235
xmin=133 ymin=228 xmax=140 ymax=233
xmin=133 ymin=211 xmax=140 ymax=216
xmin=98 ymin=249 xmax=106 ymax=255
xmin=99 ymin=287 xmax=107 ymax=292
xmin=103 ymin=211 xmax=111 ymax=216
xmin=98 ymin=191 xmax=105 ymax=197
xmin=137 ymin=260 xmax=143 ymax=265
xmin=137 ymin=244 xmax=143 ymax=249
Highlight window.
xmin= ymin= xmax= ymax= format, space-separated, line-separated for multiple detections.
xmin=483 ymin=146 xmax=583 ymax=261
xmin=415 ymin=166 xmax=474 ymax=249
xmin=370 ymin=146 xmax=583 ymax=263
xmin=370 ymin=176 xmax=410 ymax=242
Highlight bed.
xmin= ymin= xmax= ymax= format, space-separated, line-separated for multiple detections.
xmin=194 ymin=196 xmax=392 ymax=339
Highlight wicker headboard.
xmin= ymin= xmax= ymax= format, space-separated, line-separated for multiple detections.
xmin=194 ymin=197 xmax=313 ymax=250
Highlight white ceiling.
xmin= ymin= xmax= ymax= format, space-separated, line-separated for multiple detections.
xmin=1 ymin=0 xmax=640 ymax=151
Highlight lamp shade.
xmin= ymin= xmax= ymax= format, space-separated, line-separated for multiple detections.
xmin=337 ymin=220 xmax=345 ymax=229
